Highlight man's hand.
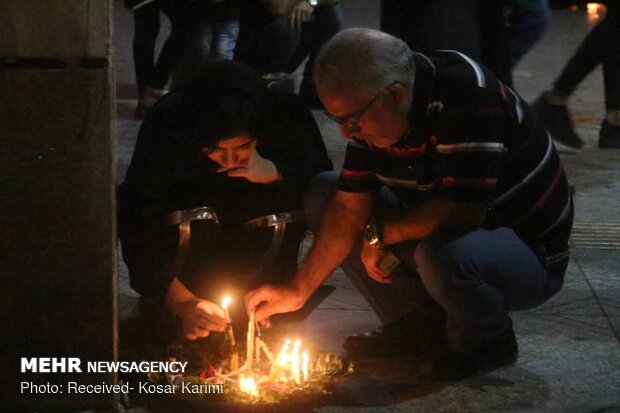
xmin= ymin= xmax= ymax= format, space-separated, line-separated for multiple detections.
xmin=289 ymin=1 xmax=314 ymax=32
xmin=225 ymin=149 xmax=281 ymax=184
xmin=171 ymin=299 xmax=228 ymax=341
xmin=245 ymin=283 xmax=309 ymax=327
xmin=361 ymin=239 xmax=392 ymax=284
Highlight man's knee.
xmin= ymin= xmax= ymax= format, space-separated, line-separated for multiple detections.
xmin=302 ymin=171 xmax=339 ymax=231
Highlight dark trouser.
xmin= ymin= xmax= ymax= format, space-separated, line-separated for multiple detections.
xmin=234 ymin=18 xmax=297 ymax=74
xmin=304 ymin=172 xmax=567 ymax=351
xmin=132 ymin=1 xmax=161 ymax=94
xmin=286 ymin=5 xmax=344 ymax=102
xmin=477 ymin=0 xmax=513 ymax=86
xmin=554 ymin=3 xmax=620 ymax=109
xmin=147 ymin=4 xmax=195 ymax=89
xmin=508 ymin=0 xmax=550 ymax=66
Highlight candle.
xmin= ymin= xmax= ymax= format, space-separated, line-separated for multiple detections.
xmin=291 ymin=340 xmax=301 ymax=384
xmin=301 ymin=350 xmax=309 ymax=382
xmin=221 ymin=296 xmax=236 ymax=347
xmin=255 ymin=337 xmax=261 ymax=363
xmin=269 ymin=339 xmax=290 ymax=377
xmin=259 ymin=339 xmax=275 ymax=363
xmin=246 ymin=310 xmax=255 ymax=371
xmin=276 ymin=339 xmax=290 ymax=366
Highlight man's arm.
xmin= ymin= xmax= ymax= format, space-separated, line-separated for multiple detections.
xmin=382 ymin=198 xmax=487 ymax=245
xmin=246 ymin=190 xmax=374 ymax=322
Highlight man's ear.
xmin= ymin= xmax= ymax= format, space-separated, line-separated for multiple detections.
xmin=384 ymin=83 xmax=408 ymax=109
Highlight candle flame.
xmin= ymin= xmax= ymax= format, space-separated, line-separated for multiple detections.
xmin=239 ymin=375 xmax=258 ymax=396
xmin=221 ymin=296 xmax=232 ymax=309
xmin=587 ymin=3 xmax=606 ymax=19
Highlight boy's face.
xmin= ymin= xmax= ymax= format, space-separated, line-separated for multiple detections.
xmin=203 ymin=134 xmax=257 ymax=172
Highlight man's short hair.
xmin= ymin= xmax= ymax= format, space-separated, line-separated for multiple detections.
xmin=314 ymin=28 xmax=416 ymax=97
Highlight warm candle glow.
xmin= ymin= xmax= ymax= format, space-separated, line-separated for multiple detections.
xmin=277 ymin=339 xmax=291 ymax=367
xmin=239 ymin=375 xmax=258 ymax=396
xmin=221 ymin=296 xmax=232 ymax=310
xmin=301 ymin=351 xmax=309 ymax=382
xmin=587 ymin=3 xmax=606 ymax=20
xmin=246 ymin=310 xmax=256 ymax=371
xmin=291 ymin=340 xmax=301 ymax=384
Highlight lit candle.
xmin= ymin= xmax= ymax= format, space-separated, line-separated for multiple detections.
xmin=259 ymin=339 xmax=275 ymax=363
xmin=291 ymin=340 xmax=301 ymax=384
xmin=301 ymin=350 xmax=309 ymax=382
xmin=246 ymin=310 xmax=255 ymax=372
xmin=276 ymin=339 xmax=290 ymax=366
xmin=221 ymin=296 xmax=236 ymax=347
xmin=255 ymin=337 xmax=261 ymax=363
xmin=269 ymin=339 xmax=290 ymax=377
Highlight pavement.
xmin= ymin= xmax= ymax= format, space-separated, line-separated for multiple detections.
xmin=114 ymin=2 xmax=620 ymax=412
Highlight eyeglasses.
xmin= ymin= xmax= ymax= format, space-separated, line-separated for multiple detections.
xmin=324 ymin=93 xmax=380 ymax=132
xmin=324 ymin=82 xmax=398 ymax=132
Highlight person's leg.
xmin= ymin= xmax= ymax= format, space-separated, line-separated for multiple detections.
xmin=132 ymin=2 xmax=161 ymax=95
xmin=295 ymin=5 xmax=344 ymax=108
xmin=414 ymin=227 xmax=564 ymax=348
xmin=599 ymin=4 xmax=620 ymax=148
xmin=552 ymin=19 xmax=610 ymax=98
xmin=477 ymin=0 xmax=513 ymax=87
xmin=508 ymin=0 xmax=550 ymax=66
xmin=148 ymin=5 xmax=193 ymax=89
xmin=414 ymin=227 xmax=566 ymax=378
xmin=212 ymin=19 xmax=240 ymax=61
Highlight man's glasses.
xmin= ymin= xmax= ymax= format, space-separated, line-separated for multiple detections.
xmin=324 ymin=92 xmax=380 ymax=132
xmin=324 ymin=82 xmax=398 ymax=132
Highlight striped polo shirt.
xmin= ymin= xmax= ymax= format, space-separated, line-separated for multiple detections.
xmin=338 ymin=50 xmax=573 ymax=260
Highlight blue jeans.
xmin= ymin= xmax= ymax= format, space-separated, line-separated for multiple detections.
xmin=303 ymin=172 xmax=566 ymax=351
xmin=195 ymin=20 xmax=240 ymax=61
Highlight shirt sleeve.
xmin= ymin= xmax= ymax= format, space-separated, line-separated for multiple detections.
xmin=337 ymin=138 xmax=382 ymax=193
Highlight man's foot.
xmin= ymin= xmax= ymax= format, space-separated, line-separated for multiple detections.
xmin=599 ymin=120 xmax=620 ymax=149
xmin=426 ymin=323 xmax=518 ymax=380
xmin=532 ymin=93 xmax=583 ymax=153
xmin=343 ymin=308 xmax=446 ymax=358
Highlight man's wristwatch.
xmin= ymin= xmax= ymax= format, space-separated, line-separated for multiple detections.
xmin=363 ymin=223 xmax=387 ymax=250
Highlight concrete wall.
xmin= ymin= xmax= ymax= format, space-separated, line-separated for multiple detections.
xmin=0 ymin=1 xmax=117 ymax=410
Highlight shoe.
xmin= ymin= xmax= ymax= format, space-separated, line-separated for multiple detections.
xmin=599 ymin=120 xmax=620 ymax=149
xmin=427 ymin=322 xmax=518 ymax=380
xmin=343 ymin=307 xmax=446 ymax=358
xmin=532 ymin=94 xmax=583 ymax=152
xmin=135 ymin=86 xmax=168 ymax=119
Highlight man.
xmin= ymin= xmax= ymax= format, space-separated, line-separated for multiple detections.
xmin=246 ymin=29 xmax=573 ymax=379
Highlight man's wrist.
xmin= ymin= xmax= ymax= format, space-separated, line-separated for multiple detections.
xmin=363 ymin=222 xmax=387 ymax=250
